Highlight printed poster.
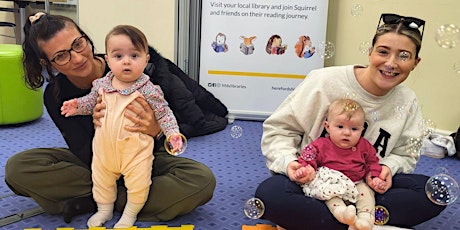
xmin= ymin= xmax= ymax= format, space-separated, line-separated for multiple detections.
xmin=199 ymin=0 xmax=329 ymax=120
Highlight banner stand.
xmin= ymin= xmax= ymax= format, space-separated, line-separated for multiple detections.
xmin=199 ymin=1 xmax=329 ymax=121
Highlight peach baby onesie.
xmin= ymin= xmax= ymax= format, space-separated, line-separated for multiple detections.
xmin=91 ymin=89 xmax=154 ymax=205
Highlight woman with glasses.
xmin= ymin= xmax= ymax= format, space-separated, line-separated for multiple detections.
xmin=5 ymin=13 xmax=217 ymax=225
xmin=256 ymin=13 xmax=446 ymax=230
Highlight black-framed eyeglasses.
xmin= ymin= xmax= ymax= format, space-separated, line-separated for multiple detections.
xmin=50 ymin=35 xmax=88 ymax=66
xmin=377 ymin=13 xmax=425 ymax=39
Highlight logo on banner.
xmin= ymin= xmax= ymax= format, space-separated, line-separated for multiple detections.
xmin=208 ymin=82 xmax=221 ymax=87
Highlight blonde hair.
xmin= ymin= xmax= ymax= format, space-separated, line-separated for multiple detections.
xmin=326 ymin=98 xmax=365 ymax=122
xmin=374 ymin=23 xmax=422 ymax=59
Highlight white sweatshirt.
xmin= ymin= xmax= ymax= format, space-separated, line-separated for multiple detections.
xmin=261 ymin=65 xmax=423 ymax=176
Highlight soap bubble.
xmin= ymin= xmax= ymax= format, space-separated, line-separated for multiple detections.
xmin=435 ymin=24 xmax=460 ymax=48
xmin=351 ymin=4 xmax=363 ymax=17
xmin=435 ymin=167 xmax=449 ymax=174
xmin=406 ymin=137 xmax=423 ymax=158
xmin=453 ymin=61 xmax=460 ymax=74
xmin=369 ymin=109 xmax=379 ymax=122
xmin=425 ymin=173 xmax=459 ymax=206
xmin=230 ymin=125 xmax=243 ymax=138
xmin=344 ymin=92 xmax=357 ymax=100
xmin=244 ymin=197 xmax=265 ymax=219
xmin=408 ymin=99 xmax=420 ymax=115
xmin=318 ymin=41 xmax=335 ymax=59
xmin=374 ymin=205 xmax=389 ymax=225
xmin=359 ymin=41 xmax=371 ymax=54
xmin=164 ymin=133 xmax=187 ymax=156
xmin=393 ymin=105 xmax=406 ymax=120
xmin=419 ymin=118 xmax=436 ymax=137
xmin=300 ymin=145 xmax=318 ymax=161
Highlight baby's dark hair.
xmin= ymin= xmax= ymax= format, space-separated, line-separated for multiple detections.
xmin=105 ymin=25 xmax=148 ymax=54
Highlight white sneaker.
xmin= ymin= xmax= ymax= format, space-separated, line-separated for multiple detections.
xmin=422 ymin=136 xmax=446 ymax=158
xmin=372 ymin=225 xmax=412 ymax=230
xmin=430 ymin=134 xmax=456 ymax=156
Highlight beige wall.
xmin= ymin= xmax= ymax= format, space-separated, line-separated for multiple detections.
xmin=78 ymin=0 xmax=176 ymax=60
xmin=76 ymin=0 xmax=459 ymax=133
xmin=2 ymin=0 xmax=458 ymax=132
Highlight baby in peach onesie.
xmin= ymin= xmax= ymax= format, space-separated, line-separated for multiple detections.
xmin=61 ymin=25 xmax=183 ymax=228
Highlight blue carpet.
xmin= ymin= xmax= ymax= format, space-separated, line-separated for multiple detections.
xmin=1 ymin=106 xmax=459 ymax=229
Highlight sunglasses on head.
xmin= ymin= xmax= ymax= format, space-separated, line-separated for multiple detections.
xmin=378 ymin=13 xmax=425 ymax=39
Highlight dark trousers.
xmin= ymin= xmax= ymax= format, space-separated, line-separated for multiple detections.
xmin=255 ymin=174 xmax=446 ymax=230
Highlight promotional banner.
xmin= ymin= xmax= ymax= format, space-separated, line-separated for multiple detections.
xmin=199 ymin=0 xmax=329 ymax=120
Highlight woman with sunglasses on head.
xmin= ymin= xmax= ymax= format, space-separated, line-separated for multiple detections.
xmin=5 ymin=13 xmax=218 ymax=225
xmin=256 ymin=13 xmax=446 ymax=230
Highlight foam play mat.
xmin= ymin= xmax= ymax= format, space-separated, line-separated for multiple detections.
xmin=242 ymin=224 xmax=277 ymax=230
xmin=22 ymin=224 xmax=280 ymax=230
xmin=24 ymin=225 xmax=194 ymax=230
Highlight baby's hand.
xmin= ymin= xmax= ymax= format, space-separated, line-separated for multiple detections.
xmin=376 ymin=180 xmax=387 ymax=191
xmin=294 ymin=165 xmax=315 ymax=181
xmin=168 ymin=133 xmax=183 ymax=153
xmin=371 ymin=177 xmax=387 ymax=191
xmin=61 ymin=99 xmax=78 ymax=117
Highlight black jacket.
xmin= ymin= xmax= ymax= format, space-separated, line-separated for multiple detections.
xmin=145 ymin=47 xmax=228 ymax=138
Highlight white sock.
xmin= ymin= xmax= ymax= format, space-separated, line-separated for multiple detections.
xmin=355 ymin=212 xmax=373 ymax=230
xmin=114 ymin=201 xmax=144 ymax=228
xmin=87 ymin=203 xmax=114 ymax=227
xmin=333 ymin=205 xmax=357 ymax=226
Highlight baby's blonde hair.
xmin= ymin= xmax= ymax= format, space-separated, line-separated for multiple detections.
xmin=326 ymin=98 xmax=365 ymax=122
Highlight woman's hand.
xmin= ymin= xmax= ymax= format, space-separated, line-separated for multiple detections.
xmin=368 ymin=165 xmax=393 ymax=194
xmin=287 ymin=161 xmax=315 ymax=184
xmin=92 ymin=96 xmax=161 ymax=137
xmin=124 ymin=97 xmax=160 ymax=137
xmin=93 ymin=95 xmax=105 ymax=127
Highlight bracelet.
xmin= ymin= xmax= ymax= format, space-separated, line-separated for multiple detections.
xmin=155 ymin=131 xmax=164 ymax=140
